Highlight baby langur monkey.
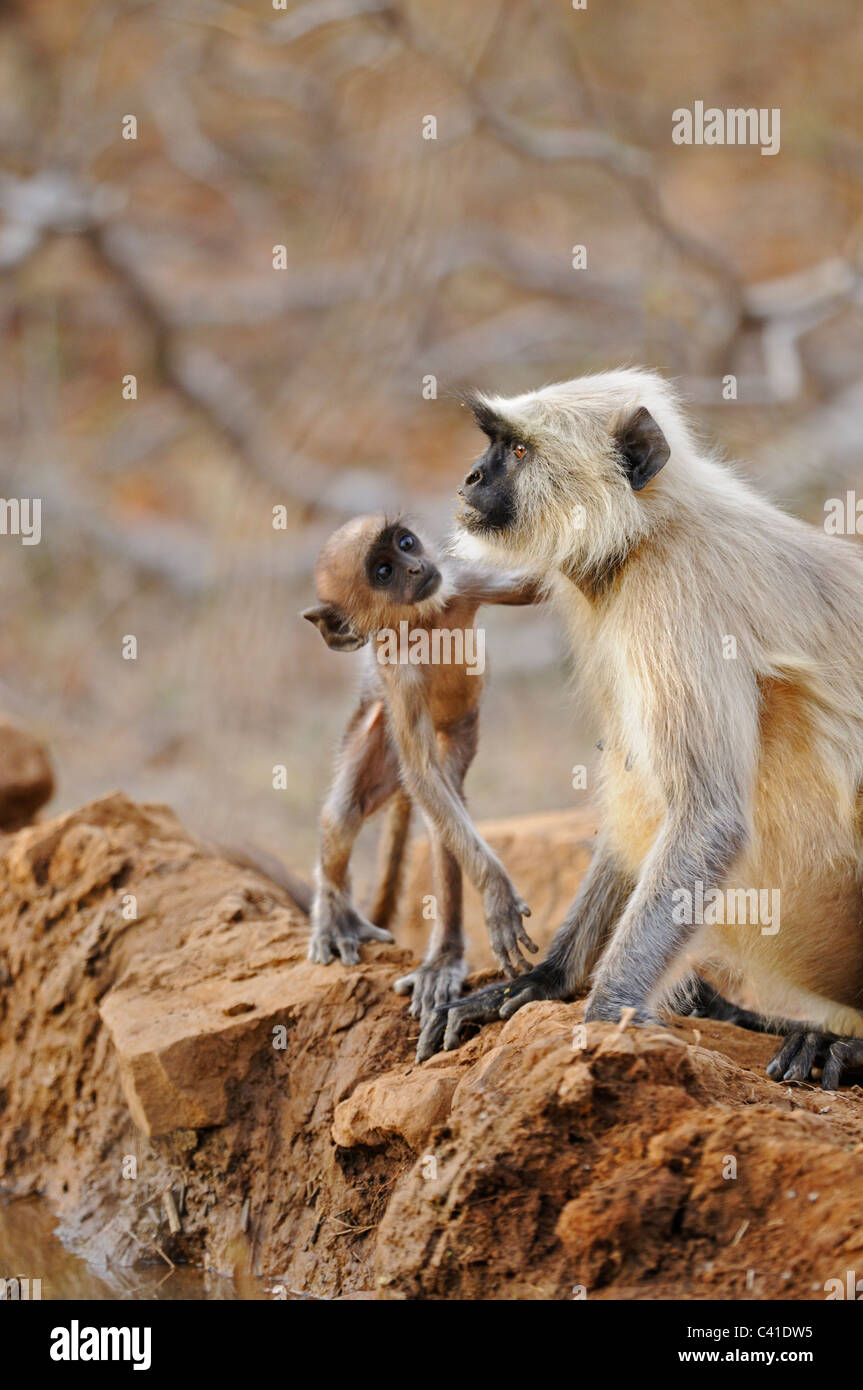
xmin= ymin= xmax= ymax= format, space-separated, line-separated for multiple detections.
xmin=303 ymin=515 xmax=540 ymax=1051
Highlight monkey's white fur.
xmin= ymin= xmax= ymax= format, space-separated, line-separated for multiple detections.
xmin=457 ymin=368 xmax=863 ymax=1034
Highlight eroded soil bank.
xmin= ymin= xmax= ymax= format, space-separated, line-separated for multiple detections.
xmin=2 ymin=794 xmax=863 ymax=1299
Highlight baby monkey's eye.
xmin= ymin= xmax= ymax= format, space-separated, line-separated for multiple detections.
xmin=513 ymin=442 xmax=527 ymax=459
xmin=398 ymin=534 xmax=415 ymax=552
xmin=375 ymin=561 xmax=393 ymax=584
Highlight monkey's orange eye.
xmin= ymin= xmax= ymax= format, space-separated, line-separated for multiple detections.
xmin=513 ymin=442 xmax=527 ymax=459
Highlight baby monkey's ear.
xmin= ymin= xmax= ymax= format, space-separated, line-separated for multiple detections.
xmin=302 ymin=604 xmax=368 ymax=652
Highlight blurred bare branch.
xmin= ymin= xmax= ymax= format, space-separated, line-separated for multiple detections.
xmin=39 ymin=473 xmax=326 ymax=595
xmin=0 ymin=174 xmax=351 ymax=521
xmin=268 ymin=0 xmax=392 ymax=44
xmin=379 ymin=3 xmax=744 ymax=306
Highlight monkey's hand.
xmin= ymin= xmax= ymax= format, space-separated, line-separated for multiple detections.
xmin=766 ymin=1029 xmax=863 ymax=1091
xmin=415 ymin=964 xmax=558 ymax=1062
xmin=307 ymin=898 xmax=393 ymax=967
xmin=393 ymin=951 xmax=468 ymax=1030
xmin=482 ymin=874 xmax=537 ymax=976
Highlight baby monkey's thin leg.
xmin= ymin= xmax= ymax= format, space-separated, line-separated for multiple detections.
xmin=309 ymin=700 xmax=401 ymax=966
xmin=387 ymin=689 xmax=535 ymax=975
xmin=395 ymin=828 xmax=469 ymax=1027
xmin=396 ymin=729 xmax=476 ymax=1044
xmin=367 ymin=790 xmax=412 ymax=930
xmin=427 ymin=834 xmax=466 ymax=963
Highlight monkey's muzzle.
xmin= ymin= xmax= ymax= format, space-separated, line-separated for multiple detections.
xmin=414 ymin=568 xmax=441 ymax=600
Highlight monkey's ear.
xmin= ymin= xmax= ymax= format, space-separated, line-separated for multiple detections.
xmin=615 ymin=407 xmax=670 ymax=492
xmin=302 ymin=605 xmax=368 ymax=652
xmin=462 ymin=389 xmax=501 ymax=439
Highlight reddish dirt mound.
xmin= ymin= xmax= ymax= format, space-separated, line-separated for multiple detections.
xmin=1 ymin=794 xmax=863 ymax=1298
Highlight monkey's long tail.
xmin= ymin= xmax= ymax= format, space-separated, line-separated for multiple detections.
xmin=209 ymin=840 xmax=313 ymax=915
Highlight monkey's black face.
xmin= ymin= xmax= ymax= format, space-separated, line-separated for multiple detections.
xmin=458 ymin=429 xmax=527 ymax=535
xmin=366 ymin=524 xmax=441 ymax=606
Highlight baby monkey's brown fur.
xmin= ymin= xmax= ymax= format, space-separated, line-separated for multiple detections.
xmin=303 ymin=515 xmax=540 ymax=1053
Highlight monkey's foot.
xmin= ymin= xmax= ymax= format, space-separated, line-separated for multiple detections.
xmin=483 ymin=877 xmax=537 ymax=976
xmin=307 ymin=904 xmax=393 ymax=967
xmin=394 ymin=953 xmax=468 ymax=1030
xmin=675 ymin=975 xmax=801 ymax=1036
xmin=766 ymin=1030 xmax=863 ymax=1091
xmin=416 ymin=966 xmax=559 ymax=1062
xmin=675 ymin=975 xmax=743 ymax=1021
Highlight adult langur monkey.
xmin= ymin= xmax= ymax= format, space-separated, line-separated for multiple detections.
xmin=418 ymin=368 xmax=863 ymax=1090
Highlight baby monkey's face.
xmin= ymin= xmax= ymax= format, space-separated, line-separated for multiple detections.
xmin=303 ymin=516 xmax=444 ymax=652
xmin=366 ymin=522 xmax=441 ymax=606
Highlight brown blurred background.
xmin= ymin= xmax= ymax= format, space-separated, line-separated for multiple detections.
xmin=2 ymin=0 xmax=863 ymax=887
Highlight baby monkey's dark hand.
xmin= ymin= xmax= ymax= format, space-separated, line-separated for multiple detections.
xmin=394 ymin=950 xmax=468 ymax=1026
xmin=482 ymin=874 xmax=537 ymax=976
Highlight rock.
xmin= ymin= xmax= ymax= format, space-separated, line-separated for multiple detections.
xmin=3 ymin=793 xmax=863 ymax=1300
xmin=0 ymin=719 xmax=53 ymax=830
xmin=396 ymin=807 xmax=597 ymax=970
xmin=333 ymin=1067 xmax=460 ymax=1153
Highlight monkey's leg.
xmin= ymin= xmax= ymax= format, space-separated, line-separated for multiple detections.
xmin=386 ymin=687 xmax=536 ymax=975
xmin=396 ymin=838 xmax=469 ymax=1049
xmin=672 ymin=975 xmax=805 ymax=1035
xmin=366 ymin=790 xmax=412 ymax=930
xmin=584 ymin=809 xmax=746 ymax=1026
xmin=396 ymin=734 xmax=476 ymax=1047
xmin=418 ymin=837 xmax=633 ymax=1058
xmin=309 ymin=702 xmax=401 ymax=966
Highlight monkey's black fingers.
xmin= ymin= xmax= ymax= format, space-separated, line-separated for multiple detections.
xmin=419 ymin=967 xmax=559 ymax=1057
xmin=766 ymin=1030 xmax=831 ymax=1083
xmin=767 ymin=1029 xmax=863 ymax=1089
xmin=442 ymin=983 xmax=513 ymax=1050
xmin=498 ymin=983 xmax=543 ymax=1019
xmin=443 ymin=968 xmax=555 ymax=1047
xmin=821 ymin=1038 xmax=863 ymax=1090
